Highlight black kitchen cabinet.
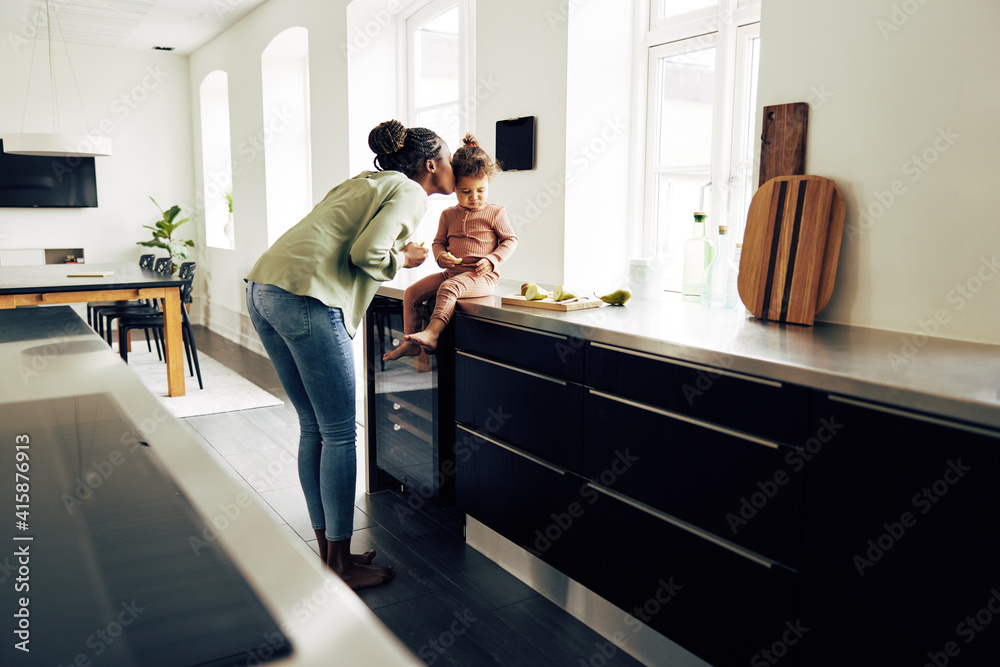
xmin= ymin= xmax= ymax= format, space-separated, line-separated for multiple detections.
xmin=455 ymin=424 xmax=583 ymax=579
xmin=585 ymin=341 xmax=810 ymax=446
xmin=581 ymin=485 xmax=799 ymax=667
xmin=798 ymin=393 xmax=1000 ymax=666
xmin=387 ymin=301 xmax=999 ymax=667
xmin=455 ymin=313 xmax=584 ymax=382
xmin=582 ymin=388 xmax=805 ymax=567
xmin=455 ymin=350 xmax=583 ymax=472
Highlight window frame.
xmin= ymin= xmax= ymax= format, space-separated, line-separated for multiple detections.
xmin=398 ymin=0 xmax=475 ymax=149
xmin=634 ymin=0 xmax=762 ymax=292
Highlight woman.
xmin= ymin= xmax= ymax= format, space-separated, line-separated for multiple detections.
xmin=245 ymin=120 xmax=454 ymax=589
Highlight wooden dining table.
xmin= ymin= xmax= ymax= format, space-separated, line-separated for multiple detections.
xmin=0 ymin=262 xmax=189 ymax=396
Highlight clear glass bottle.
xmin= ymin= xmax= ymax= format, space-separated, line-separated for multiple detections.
xmin=701 ymin=225 xmax=739 ymax=308
xmin=725 ymin=242 xmax=743 ymax=308
xmin=682 ymin=212 xmax=713 ymax=297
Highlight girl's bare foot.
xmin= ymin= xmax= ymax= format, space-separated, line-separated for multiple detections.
xmin=404 ymin=330 xmax=439 ymax=353
xmin=382 ymin=340 xmax=422 ymax=361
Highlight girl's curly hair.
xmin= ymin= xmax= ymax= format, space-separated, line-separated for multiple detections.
xmin=452 ymin=133 xmax=500 ymax=181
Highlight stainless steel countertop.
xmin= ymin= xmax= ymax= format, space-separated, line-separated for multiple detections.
xmin=378 ymin=274 xmax=1000 ymax=432
xmin=0 ymin=306 xmax=420 ymax=666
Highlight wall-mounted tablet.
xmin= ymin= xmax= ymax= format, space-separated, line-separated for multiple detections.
xmin=496 ymin=116 xmax=536 ymax=171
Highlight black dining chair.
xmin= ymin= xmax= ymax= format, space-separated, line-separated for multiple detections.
xmin=98 ymin=257 xmax=172 ymax=348
xmin=87 ymin=253 xmax=154 ymax=329
xmin=117 ymin=262 xmax=203 ymax=390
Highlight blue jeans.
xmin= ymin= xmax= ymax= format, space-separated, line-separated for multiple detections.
xmin=246 ymin=281 xmax=356 ymax=541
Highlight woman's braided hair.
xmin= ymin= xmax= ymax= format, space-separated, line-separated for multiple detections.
xmin=368 ymin=120 xmax=443 ymax=179
xmin=452 ymin=133 xmax=500 ymax=182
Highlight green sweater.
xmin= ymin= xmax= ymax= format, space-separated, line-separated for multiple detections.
xmin=245 ymin=170 xmax=426 ymax=337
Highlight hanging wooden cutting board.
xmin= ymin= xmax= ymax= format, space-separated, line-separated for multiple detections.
xmin=759 ymin=102 xmax=809 ymax=187
xmin=738 ymin=175 xmax=845 ymax=325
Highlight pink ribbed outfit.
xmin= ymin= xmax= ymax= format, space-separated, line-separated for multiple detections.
xmin=403 ymin=202 xmax=517 ymax=333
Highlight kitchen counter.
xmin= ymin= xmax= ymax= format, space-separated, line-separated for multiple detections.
xmin=0 ymin=306 xmax=419 ymax=667
xmin=378 ymin=274 xmax=1000 ymax=431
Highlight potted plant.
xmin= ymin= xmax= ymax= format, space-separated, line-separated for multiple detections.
xmin=137 ymin=197 xmax=194 ymax=276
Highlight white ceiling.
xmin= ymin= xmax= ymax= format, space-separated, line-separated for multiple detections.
xmin=0 ymin=0 xmax=270 ymax=55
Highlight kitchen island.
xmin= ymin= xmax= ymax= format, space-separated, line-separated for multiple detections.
xmin=0 ymin=306 xmax=420 ymax=667
xmin=370 ymin=276 xmax=1000 ymax=667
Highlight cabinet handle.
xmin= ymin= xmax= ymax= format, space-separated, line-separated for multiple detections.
xmin=587 ymin=482 xmax=777 ymax=570
xmin=456 ymin=423 xmax=566 ymax=475
xmin=461 ymin=314 xmax=567 ymax=340
xmin=457 ymin=350 xmax=567 ymax=386
xmin=828 ymin=394 xmax=1000 ymax=439
xmin=589 ymin=389 xmax=781 ymax=450
xmin=590 ymin=342 xmax=782 ymax=388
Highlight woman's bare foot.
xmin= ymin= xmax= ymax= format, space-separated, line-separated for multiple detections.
xmin=326 ymin=538 xmax=394 ymax=589
xmin=404 ymin=329 xmax=439 ymax=353
xmin=315 ymin=530 xmax=376 ymax=564
xmin=382 ymin=340 xmax=422 ymax=361
xmin=335 ymin=562 xmax=396 ymax=590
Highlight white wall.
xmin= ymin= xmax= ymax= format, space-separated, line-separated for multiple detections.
xmin=475 ymin=0 xmax=569 ymax=287
xmin=0 ymin=43 xmax=193 ymax=266
xmin=347 ymin=0 xmax=401 ymax=177
xmin=759 ymin=0 xmax=1000 ymax=345
xmin=188 ymin=0 xmax=350 ymax=352
xmin=563 ymin=0 xmax=634 ymax=293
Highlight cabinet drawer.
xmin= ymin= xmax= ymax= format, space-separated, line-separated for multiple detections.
xmin=798 ymin=394 xmax=1000 ymax=666
xmin=582 ymin=486 xmax=799 ymax=667
xmin=585 ymin=341 xmax=809 ymax=445
xmin=455 ymin=314 xmax=584 ymax=382
xmin=456 ymin=351 xmax=582 ymax=471
xmin=455 ymin=425 xmax=583 ymax=579
xmin=583 ymin=390 xmax=803 ymax=567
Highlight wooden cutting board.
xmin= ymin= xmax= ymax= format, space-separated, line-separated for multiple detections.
xmin=759 ymin=102 xmax=809 ymax=187
xmin=738 ymin=175 xmax=845 ymax=325
xmin=501 ymin=294 xmax=605 ymax=311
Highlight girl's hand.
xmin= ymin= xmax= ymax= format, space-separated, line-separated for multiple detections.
xmin=402 ymin=242 xmax=428 ymax=268
xmin=438 ymin=251 xmax=462 ymax=268
xmin=474 ymin=258 xmax=494 ymax=275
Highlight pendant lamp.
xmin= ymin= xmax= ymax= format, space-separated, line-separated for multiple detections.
xmin=3 ymin=0 xmax=112 ymax=157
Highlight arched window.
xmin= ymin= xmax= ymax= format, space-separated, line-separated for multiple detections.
xmin=261 ymin=27 xmax=312 ymax=247
xmin=199 ymin=71 xmax=234 ymax=250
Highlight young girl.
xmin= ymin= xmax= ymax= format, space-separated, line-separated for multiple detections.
xmin=384 ymin=134 xmax=516 ymax=359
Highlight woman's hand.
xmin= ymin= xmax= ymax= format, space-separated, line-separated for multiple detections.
xmin=474 ymin=258 xmax=495 ymax=275
xmin=402 ymin=242 xmax=428 ymax=268
xmin=437 ymin=251 xmax=462 ymax=268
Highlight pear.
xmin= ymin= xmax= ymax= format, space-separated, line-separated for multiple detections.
xmin=600 ymin=289 xmax=632 ymax=306
xmin=524 ymin=284 xmax=550 ymax=301
xmin=521 ymin=282 xmax=532 ymax=296
xmin=552 ymin=285 xmax=579 ymax=302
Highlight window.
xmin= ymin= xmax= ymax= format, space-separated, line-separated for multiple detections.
xmin=641 ymin=0 xmax=761 ymax=292
xmin=261 ymin=27 xmax=312 ymax=247
xmin=199 ymin=71 xmax=234 ymax=250
xmin=402 ymin=0 xmax=473 ymax=234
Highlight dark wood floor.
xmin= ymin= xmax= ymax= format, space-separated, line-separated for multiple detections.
xmin=188 ymin=325 xmax=645 ymax=667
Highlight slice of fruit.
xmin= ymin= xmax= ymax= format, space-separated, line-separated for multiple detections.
xmin=552 ymin=285 xmax=579 ymax=302
xmin=599 ymin=289 xmax=632 ymax=305
xmin=521 ymin=282 xmax=532 ymax=296
xmin=524 ymin=284 xmax=550 ymax=301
